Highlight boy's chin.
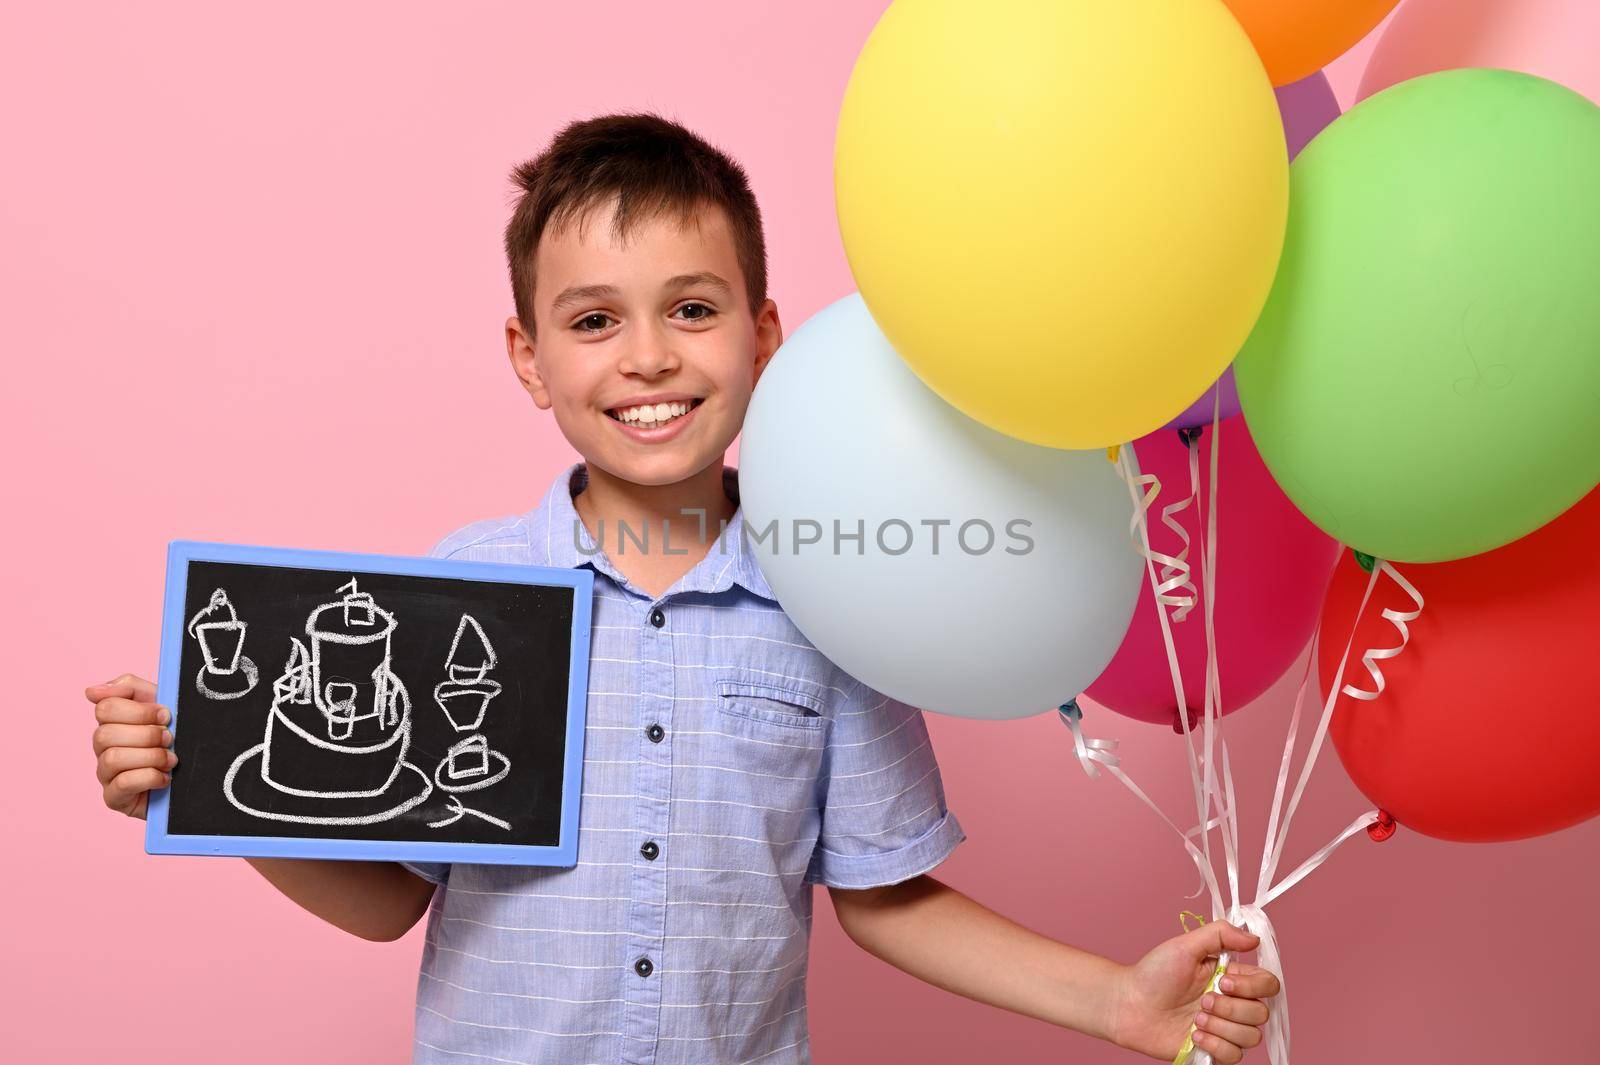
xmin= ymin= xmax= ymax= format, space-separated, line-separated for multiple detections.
xmin=586 ymin=435 xmax=734 ymax=488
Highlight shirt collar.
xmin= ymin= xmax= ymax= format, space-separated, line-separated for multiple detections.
xmin=532 ymin=460 xmax=776 ymax=602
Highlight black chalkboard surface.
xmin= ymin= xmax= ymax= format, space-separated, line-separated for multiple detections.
xmin=146 ymin=542 xmax=593 ymax=866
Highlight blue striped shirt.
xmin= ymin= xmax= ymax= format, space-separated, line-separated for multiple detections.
xmin=401 ymin=460 xmax=965 ymax=1065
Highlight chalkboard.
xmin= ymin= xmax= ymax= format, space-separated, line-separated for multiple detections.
xmin=146 ymin=541 xmax=592 ymax=866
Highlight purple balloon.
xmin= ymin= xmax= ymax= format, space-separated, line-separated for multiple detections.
xmin=1276 ymin=70 xmax=1342 ymax=161
xmin=1165 ymin=367 xmax=1242 ymax=431
xmin=1163 ymin=71 xmax=1341 ymax=432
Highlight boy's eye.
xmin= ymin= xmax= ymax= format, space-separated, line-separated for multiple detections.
xmin=674 ymin=302 xmax=716 ymax=323
xmin=575 ymin=313 xmax=612 ymax=334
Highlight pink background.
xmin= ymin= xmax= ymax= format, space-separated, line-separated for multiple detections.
xmin=5 ymin=3 xmax=1595 ymax=1061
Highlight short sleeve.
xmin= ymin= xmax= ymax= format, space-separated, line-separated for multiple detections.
xmin=401 ymin=861 xmax=450 ymax=886
xmin=805 ymin=680 xmax=965 ymax=889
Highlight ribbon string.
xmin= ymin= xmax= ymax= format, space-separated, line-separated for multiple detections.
xmin=1114 ymin=446 xmax=1226 ymax=919
xmin=1193 ymin=420 xmax=1241 ymax=912
xmin=1059 ymin=699 xmax=1118 ymax=780
xmin=1060 ymin=703 xmax=1231 ymax=902
xmin=1154 ymin=439 xmax=1202 ymax=623
xmin=1258 ymin=568 xmax=1381 ymax=901
xmin=1120 ymin=456 xmax=1200 ymax=621
xmin=1075 ymin=400 xmax=1403 ymax=1065
xmin=1341 ymin=559 xmax=1424 ymax=701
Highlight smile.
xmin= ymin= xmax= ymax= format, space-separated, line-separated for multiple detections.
xmin=606 ymin=398 xmax=704 ymax=427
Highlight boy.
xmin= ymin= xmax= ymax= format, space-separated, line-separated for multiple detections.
xmin=87 ymin=112 xmax=1278 ymax=1064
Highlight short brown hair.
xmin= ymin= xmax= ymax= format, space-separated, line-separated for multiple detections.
xmin=503 ymin=111 xmax=768 ymax=336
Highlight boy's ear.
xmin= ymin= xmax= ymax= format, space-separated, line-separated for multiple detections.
xmin=751 ymin=298 xmax=783 ymax=386
xmin=506 ymin=315 xmax=552 ymax=409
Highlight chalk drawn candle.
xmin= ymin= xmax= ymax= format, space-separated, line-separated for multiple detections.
xmin=307 ymin=579 xmax=397 ymax=739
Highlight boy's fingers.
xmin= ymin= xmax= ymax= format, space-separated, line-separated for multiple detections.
xmin=1205 ymin=992 xmax=1269 ymax=1027
xmin=96 ymin=745 xmax=177 ymax=785
xmin=1197 ymin=1014 xmax=1264 ymax=1052
xmin=93 ymin=697 xmax=169 ymax=727
xmin=1183 ymin=920 xmax=1259 ymax=960
xmin=109 ymin=673 xmax=157 ymax=700
xmin=1220 ymin=965 xmax=1281 ymax=1000
xmin=85 ymin=674 xmax=157 ymax=703
xmin=1195 ymin=1010 xmax=1262 ymax=1053
xmin=92 ymin=723 xmax=173 ymax=757
xmin=1191 ymin=1030 xmax=1244 ymax=1065
xmin=105 ymin=768 xmax=167 ymax=815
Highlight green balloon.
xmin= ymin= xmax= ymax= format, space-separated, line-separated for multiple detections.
xmin=1235 ymin=69 xmax=1600 ymax=563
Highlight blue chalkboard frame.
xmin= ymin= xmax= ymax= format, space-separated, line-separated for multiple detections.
xmin=146 ymin=540 xmax=593 ymax=867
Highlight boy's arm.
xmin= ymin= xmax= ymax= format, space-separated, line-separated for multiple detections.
xmin=831 ymin=874 xmax=1123 ymax=1039
xmin=830 ymin=874 xmax=1277 ymax=1063
xmin=89 ymin=676 xmax=437 ymax=944
xmin=244 ymin=857 xmax=437 ymax=943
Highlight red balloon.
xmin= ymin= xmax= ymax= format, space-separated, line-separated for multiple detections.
xmin=1320 ymin=487 xmax=1600 ymax=842
xmin=1088 ymin=417 xmax=1340 ymax=727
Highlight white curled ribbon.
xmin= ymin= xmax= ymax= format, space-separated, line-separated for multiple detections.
xmin=1114 ymin=446 xmax=1198 ymax=621
xmin=1059 ymin=700 xmax=1120 ymax=779
xmin=1341 ymin=559 xmax=1424 ymax=701
xmin=1155 ymin=438 xmax=1203 ymax=623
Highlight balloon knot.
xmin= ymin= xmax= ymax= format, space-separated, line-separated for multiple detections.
xmin=1177 ymin=426 xmax=1204 ymax=449
xmin=1353 ymin=549 xmax=1377 ymax=573
xmin=1058 ymin=698 xmax=1082 ymax=723
xmin=1366 ymin=809 xmax=1398 ymax=843
xmin=1172 ymin=705 xmax=1201 ymax=734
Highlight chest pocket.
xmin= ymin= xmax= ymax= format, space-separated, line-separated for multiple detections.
xmin=715 ymin=676 xmax=827 ymax=731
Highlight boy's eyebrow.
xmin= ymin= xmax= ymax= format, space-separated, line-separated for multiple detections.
xmin=549 ymin=283 xmax=621 ymax=314
xmin=548 ymin=272 xmax=733 ymax=315
xmin=662 ymin=271 xmax=733 ymax=297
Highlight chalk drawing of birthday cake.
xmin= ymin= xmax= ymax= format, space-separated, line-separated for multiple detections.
xmin=223 ymin=579 xmax=433 ymax=825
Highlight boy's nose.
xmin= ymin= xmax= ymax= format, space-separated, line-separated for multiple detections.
xmin=618 ymin=331 xmax=681 ymax=377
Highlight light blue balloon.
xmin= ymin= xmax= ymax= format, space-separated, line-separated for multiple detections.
xmin=738 ymin=294 xmax=1142 ymax=720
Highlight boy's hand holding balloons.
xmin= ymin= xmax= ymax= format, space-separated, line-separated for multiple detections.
xmin=1112 ymin=921 xmax=1281 ymax=1064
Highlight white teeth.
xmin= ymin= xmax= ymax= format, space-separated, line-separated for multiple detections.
xmin=614 ymin=400 xmax=694 ymax=426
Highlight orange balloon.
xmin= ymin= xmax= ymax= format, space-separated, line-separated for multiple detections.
xmin=1222 ymin=0 xmax=1399 ymax=85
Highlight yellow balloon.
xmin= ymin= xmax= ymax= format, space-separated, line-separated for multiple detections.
xmin=835 ymin=0 xmax=1289 ymax=449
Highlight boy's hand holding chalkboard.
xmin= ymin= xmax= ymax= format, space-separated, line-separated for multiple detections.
xmin=81 ymin=545 xmax=590 ymax=944
xmin=136 ymin=542 xmax=591 ymax=866
xmin=88 ymin=673 xmax=177 ymax=820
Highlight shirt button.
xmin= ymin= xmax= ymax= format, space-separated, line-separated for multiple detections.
xmin=640 ymin=840 xmax=660 ymax=861
xmin=649 ymin=607 xmax=665 ymax=628
xmin=634 ymin=957 xmax=654 ymax=978
xmin=646 ymin=723 xmax=665 ymax=744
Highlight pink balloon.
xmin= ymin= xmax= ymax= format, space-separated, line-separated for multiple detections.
xmin=1085 ymin=418 xmax=1341 ymax=728
xmin=1359 ymin=0 xmax=1599 ymax=106
xmin=1162 ymin=72 xmax=1341 ymax=432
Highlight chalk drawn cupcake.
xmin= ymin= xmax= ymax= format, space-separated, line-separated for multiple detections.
xmin=188 ymin=588 xmax=258 ymax=700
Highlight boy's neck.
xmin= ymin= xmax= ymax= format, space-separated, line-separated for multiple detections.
xmin=571 ymin=459 xmax=738 ymax=558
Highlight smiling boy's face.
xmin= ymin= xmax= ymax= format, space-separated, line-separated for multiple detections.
xmin=506 ymin=194 xmax=782 ymax=489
